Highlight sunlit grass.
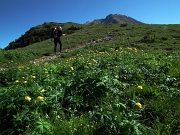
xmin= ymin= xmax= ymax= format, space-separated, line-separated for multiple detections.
xmin=0 ymin=23 xmax=180 ymax=134
xmin=0 ymin=46 xmax=180 ymax=134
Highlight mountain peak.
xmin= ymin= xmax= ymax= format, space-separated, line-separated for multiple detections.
xmin=93 ymin=14 xmax=143 ymax=24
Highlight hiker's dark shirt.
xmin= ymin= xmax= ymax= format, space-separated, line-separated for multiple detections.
xmin=54 ymin=29 xmax=62 ymax=39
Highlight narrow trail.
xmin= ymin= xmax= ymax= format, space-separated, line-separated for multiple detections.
xmin=0 ymin=36 xmax=115 ymax=71
xmin=30 ymin=44 xmax=86 ymax=65
xmin=30 ymin=35 xmax=115 ymax=65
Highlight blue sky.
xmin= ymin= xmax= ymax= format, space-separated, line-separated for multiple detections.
xmin=0 ymin=0 xmax=179 ymax=49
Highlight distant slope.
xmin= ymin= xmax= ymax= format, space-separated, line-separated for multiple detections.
xmin=5 ymin=14 xmax=143 ymax=50
xmin=93 ymin=14 xmax=143 ymax=24
xmin=4 ymin=22 xmax=82 ymax=50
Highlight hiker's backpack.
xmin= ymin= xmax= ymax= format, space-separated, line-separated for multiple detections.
xmin=50 ymin=27 xmax=56 ymax=38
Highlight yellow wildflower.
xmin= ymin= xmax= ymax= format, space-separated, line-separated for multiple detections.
xmin=99 ymin=52 xmax=104 ymax=54
xmin=40 ymin=89 xmax=45 ymax=93
xmin=25 ymin=96 xmax=31 ymax=101
xmin=136 ymin=102 xmax=142 ymax=108
xmin=19 ymin=66 xmax=24 ymax=69
xmin=45 ymin=71 xmax=48 ymax=74
xmin=31 ymin=75 xmax=36 ymax=79
xmin=134 ymin=48 xmax=137 ymax=52
xmin=137 ymin=85 xmax=143 ymax=90
xmin=23 ymin=81 xmax=27 ymax=84
xmin=70 ymin=67 xmax=74 ymax=71
xmin=15 ymin=80 xmax=19 ymax=83
xmin=37 ymin=96 xmax=44 ymax=101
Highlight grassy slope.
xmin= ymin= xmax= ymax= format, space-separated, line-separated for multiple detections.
xmin=1 ymin=24 xmax=180 ymax=64
xmin=0 ymin=23 xmax=180 ymax=134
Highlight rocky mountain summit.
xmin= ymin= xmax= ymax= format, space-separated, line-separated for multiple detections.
xmin=92 ymin=14 xmax=143 ymax=24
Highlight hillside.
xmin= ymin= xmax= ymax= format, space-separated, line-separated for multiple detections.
xmin=0 ymin=22 xmax=180 ymax=134
xmin=5 ymin=14 xmax=143 ymax=50
xmin=4 ymin=22 xmax=83 ymax=50
xmin=1 ymin=23 xmax=180 ymax=69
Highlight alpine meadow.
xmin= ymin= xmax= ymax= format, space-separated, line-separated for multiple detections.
xmin=0 ymin=21 xmax=180 ymax=135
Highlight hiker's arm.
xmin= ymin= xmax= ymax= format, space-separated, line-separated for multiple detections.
xmin=61 ymin=30 xmax=65 ymax=36
xmin=59 ymin=30 xmax=65 ymax=36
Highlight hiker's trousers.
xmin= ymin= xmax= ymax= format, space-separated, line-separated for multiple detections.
xmin=54 ymin=38 xmax=62 ymax=53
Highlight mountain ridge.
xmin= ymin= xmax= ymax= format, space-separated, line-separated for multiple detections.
xmin=91 ymin=14 xmax=143 ymax=24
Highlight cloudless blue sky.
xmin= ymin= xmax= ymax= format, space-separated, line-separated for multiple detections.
xmin=0 ymin=0 xmax=179 ymax=49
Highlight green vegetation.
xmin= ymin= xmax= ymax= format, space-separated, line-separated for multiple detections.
xmin=0 ymin=23 xmax=180 ymax=135
xmin=4 ymin=22 xmax=82 ymax=50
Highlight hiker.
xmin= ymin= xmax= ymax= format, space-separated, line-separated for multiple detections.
xmin=53 ymin=26 xmax=65 ymax=54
